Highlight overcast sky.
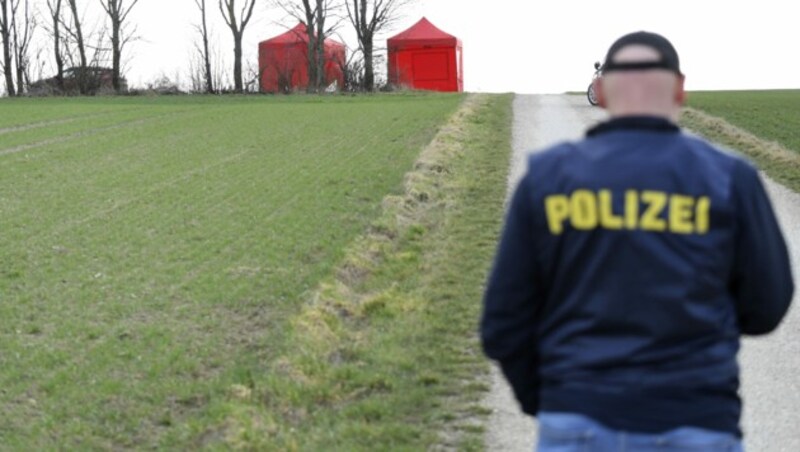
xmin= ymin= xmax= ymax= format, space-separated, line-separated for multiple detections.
xmin=13 ymin=0 xmax=800 ymax=94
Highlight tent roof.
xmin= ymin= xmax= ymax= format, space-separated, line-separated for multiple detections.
xmin=260 ymin=22 xmax=344 ymax=47
xmin=387 ymin=17 xmax=460 ymax=49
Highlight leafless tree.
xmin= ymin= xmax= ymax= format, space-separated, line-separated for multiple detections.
xmin=193 ymin=0 xmax=214 ymax=93
xmin=65 ymin=0 xmax=86 ymax=68
xmin=345 ymin=0 xmax=410 ymax=91
xmin=189 ymin=35 xmax=226 ymax=94
xmin=46 ymin=0 xmax=65 ymax=91
xmin=0 ymin=0 xmax=14 ymax=95
xmin=188 ymin=51 xmax=203 ymax=93
xmin=0 ymin=0 xmax=36 ymax=96
xmin=63 ymin=0 xmax=88 ymax=93
xmin=338 ymin=47 xmax=363 ymax=92
xmin=11 ymin=0 xmax=35 ymax=94
xmin=243 ymin=58 xmax=259 ymax=92
xmin=98 ymin=0 xmax=138 ymax=93
xmin=273 ymin=0 xmax=341 ymax=93
xmin=219 ymin=0 xmax=255 ymax=93
xmin=212 ymin=39 xmax=227 ymax=92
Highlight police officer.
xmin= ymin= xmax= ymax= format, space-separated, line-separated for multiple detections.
xmin=480 ymin=31 xmax=794 ymax=451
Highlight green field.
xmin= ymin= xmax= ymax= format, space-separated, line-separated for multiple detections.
xmin=686 ymin=89 xmax=800 ymax=153
xmin=0 ymin=94 xmax=483 ymax=448
xmin=682 ymin=89 xmax=800 ymax=191
xmin=0 ymin=93 xmax=514 ymax=450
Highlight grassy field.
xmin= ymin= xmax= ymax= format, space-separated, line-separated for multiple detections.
xmin=686 ymin=90 xmax=800 ymax=153
xmin=5 ymin=87 xmax=796 ymax=449
xmin=0 ymin=93 xmax=488 ymax=448
xmin=240 ymin=94 xmax=513 ymax=450
xmin=0 ymin=93 xmax=514 ymax=450
xmin=682 ymin=89 xmax=800 ymax=191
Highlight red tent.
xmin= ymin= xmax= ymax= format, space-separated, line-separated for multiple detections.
xmin=258 ymin=23 xmax=346 ymax=93
xmin=387 ymin=17 xmax=463 ymax=92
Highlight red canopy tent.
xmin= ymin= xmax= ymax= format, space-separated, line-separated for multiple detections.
xmin=387 ymin=17 xmax=463 ymax=92
xmin=258 ymin=23 xmax=346 ymax=93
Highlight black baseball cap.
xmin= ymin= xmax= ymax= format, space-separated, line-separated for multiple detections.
xmin=602 ymin=31 xmax=682 ymax=76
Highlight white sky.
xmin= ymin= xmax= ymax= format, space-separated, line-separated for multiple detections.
xmin=12 ymin=0 xmax=800 ymax=94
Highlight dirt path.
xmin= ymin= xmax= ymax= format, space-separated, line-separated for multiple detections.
xmin=483 ymin=94 xmax=800 ymax=451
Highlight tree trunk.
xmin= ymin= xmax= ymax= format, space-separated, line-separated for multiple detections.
xmin=233 ymin=30 xmax=242 ymax=92
xmin=199 ymin=0 xmax=213 ymax=93
xmin=12 ymin=0 xmax=28 ymax=95
xmin=202 ymin=41 xmax=213 ymax=93
xmin=67 ymin=0 xmax=86 ymax=68
xmin=0 ymin=0 xmax=14 ymax=96
xmin=14 ymin=49 xmax=23 ymax=95
xmin=315 ymin=34 xmax=324 ymax=91
xmin=314 ymin=1 xmax=325 ymax=92
xmin=302 ymin=2 xmax=316 ymax=94
xmin=346 ymin=0 xmax=411 ymax=92
xmin=67 ymin=0 xmax=87 ymax=94
xmin=50 ymin=0 xmax=65 ymax=91
xmin=111 ymin=17 xmax=121 ymax=92
xmin=219 ymin=0 xmax=254 ymax=94
xmin=100 ymin=0 xmax=140 ymax=94
xmin=363 ymin=38 xmax=374 ymax=91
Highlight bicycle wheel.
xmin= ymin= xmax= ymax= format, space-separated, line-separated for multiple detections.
xmin=587 ymin=82 xmax=598 ymax=106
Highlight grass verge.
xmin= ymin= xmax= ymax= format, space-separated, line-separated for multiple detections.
xmin=680 ymin=106 xmax=800 ymax=193
xmin=215 ymin=93 xmax=513 ymax=450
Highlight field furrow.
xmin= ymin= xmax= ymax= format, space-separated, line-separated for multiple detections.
xmin=0 ymin=94 xmax=463 ymax=448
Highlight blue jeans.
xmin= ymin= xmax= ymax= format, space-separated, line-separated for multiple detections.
xmin=537 ymin=412 xmax=743 ymax=451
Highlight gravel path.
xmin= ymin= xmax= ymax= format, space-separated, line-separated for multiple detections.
xmin=483 ymin=94 xmax=800 ymax=451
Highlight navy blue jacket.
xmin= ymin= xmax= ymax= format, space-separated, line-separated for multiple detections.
xmin=480 ymin=116 xmax=794 ymax=436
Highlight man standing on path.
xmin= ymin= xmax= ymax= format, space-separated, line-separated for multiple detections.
xmin=480 ymin=31 xmax=794 ymax=451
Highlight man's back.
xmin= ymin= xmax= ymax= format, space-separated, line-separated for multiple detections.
xmin=481 ymin=115 xmax=794 ymax=436
xmin=481 ymin=31 xmax=793 ymax=450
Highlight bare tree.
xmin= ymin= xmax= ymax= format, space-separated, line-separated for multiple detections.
xmin=0 ymin=0 xmax=14 ymax=95
xmin=0 ymin=0 xmax=35 ymax=96
xmin=193 ymin=0 xmax=214 ymax=93
xmin=46 ymin=0 xmax=65 ymax=91
xmin=212 ymin=38 xmax=227 ymax=92
xmin=219 ymin=0 xmax=255 ymax=93
xmin=65 ymin=0 xmax=86 ymax=68
xmin=345 ymin=0 xmax=410 ymax=91
xmin=64 ymin=0 xmax=88 ymax=93
xmin=338 ymin=48 xmax=363 ymax=92
xmin=11 ymin=0 xmax=34 ymax=94
xmin=274 ymin=0 xmax=317 ymax=92
xmin=98 ymin=0 xmax=138 ymax=93
xmin=273 ymin=0 xmax=340 ymax=93
xmin=188 ymin=50 xmax=203 ymax=93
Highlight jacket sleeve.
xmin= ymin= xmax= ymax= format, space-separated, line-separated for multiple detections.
xmin=731 ymin=160 xmax=794 ymax=335
xmin=480 ymin=172 xmax=543 ymax=415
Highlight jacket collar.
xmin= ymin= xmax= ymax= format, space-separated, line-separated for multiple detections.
xmin=587 ymin=115 xmax=680 ymax=137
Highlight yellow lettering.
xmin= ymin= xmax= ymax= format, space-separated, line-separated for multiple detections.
xmin=544 ymin=190 xmax=711 ymax=235
xmin=545 ymin=195 xmax=570 ymax=234
xmin=570 ymin=190 xmax=598 ymax=230
xmin=669 ymin=194 xmax=695 ymax=234
xmin=599 ymin=190 xmax=623 ymax=230
xmin=640 ymin=191 xmax=667 ymax=232
xmin=696 ymin=196 xmax=710 ymax=234
xmin=624 ymin=190 xmax=639 ymax=230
